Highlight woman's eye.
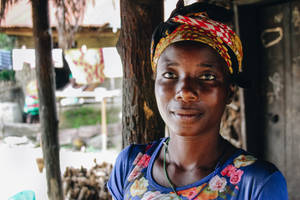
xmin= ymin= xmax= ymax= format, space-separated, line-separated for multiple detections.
xmin=162 ymin=72 xmax=177 ymax=79
xmin=199 ymin=74 xmax=216 ymax=81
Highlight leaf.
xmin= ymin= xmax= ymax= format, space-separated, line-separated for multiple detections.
xmin=219 ymin=193 xmax=227 ymax=199
xmin=0 ymin=0 xmax=21 ymax=20
xmin=224 ymin=185 xmax=232 ymax=193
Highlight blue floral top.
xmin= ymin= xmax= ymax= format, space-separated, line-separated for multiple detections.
xmin=107 ymin=137 xmax=288 ymax=200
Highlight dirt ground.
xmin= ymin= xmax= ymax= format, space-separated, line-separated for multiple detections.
xmin=0 ymin=141 xmax=119 ymax=199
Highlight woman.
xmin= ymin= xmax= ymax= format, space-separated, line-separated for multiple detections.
xmin=108 ymin=2 xmax=288 ymax=199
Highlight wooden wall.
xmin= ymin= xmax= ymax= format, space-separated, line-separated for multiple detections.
xmin=239 ymin=1 xmax=300 ymax=199
xmin=11 ymin=30 xmax=119 ymax=49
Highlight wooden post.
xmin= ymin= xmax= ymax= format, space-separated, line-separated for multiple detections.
xmin=233 ymin=2 xmax=247 ymax=150
xmin=118 ymin=0 xmax=165 ymax=147
xmin=101 ymin=97 xmax=107 ymax=151
xmin=31 ymin=0 xmax=63 ymax=199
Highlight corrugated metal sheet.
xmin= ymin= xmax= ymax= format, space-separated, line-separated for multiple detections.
xmin=0 ymin=50 xmax=12 ymax=70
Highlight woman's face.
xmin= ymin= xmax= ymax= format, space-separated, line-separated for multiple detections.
xmin=155 ymin=41 xmax=232 ymax=136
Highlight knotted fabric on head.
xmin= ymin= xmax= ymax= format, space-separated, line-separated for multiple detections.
xmin=151 ymin=3 xmax=246 ymax=87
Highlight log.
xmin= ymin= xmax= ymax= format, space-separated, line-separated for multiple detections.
xmin=0 ymin=122 xmax=40 ymax=138
xmin=31 ymin=0 xmax=63 ymax=199
xmin=118 ymin=0 xmax=165 ymax=147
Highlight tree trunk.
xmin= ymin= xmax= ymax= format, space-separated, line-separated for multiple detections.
xmin=55 ymin=1 xmax=68 ymax=50
xmin=118 ymin=0 xmax=165 ymax=147
xmin=31 ymin=1 xmax=63 ymax=199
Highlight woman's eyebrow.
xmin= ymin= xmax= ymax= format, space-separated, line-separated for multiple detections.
xmin=159 ymin=58 xmax=180 ymax=67
xmin=197 ymin=63 xmax=215 ymax=68
xmin=166 ymin=61 xmax=180 ymax=67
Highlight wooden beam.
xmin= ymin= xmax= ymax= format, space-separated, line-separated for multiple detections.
xmin=0 ymin=27 xmax=119 ymax=37
xmin=234 ymin=0 xmax=285 ymax=6
xmin=118 ymin=0 xmax=165 ymax=147
xmin=234 ymin=0 xmax=264 ymax=5
xmin=101 ymin=98 xmax=107 ymax=151
xmin=31 ymin=0 xmax=63 ymax=199
xmin=233 ymin=2 xmax=247 ymax=150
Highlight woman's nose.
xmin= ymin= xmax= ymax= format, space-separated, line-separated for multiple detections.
xmin=175 ymin=78 xmax=198 ymax=102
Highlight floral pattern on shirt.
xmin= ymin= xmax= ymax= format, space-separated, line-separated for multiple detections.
xmin=141 ymin=191 xmax=162 ymax=200
xmin=195 ymin=186 xmax=219 ymax=200
xmin=221 ymin=165 xmax=244 ymax=185
xmin=128 ymin=144 xmax=153 ymax=182
xmin=209 ymin=175 xmax=227 ymax=192
xmin=177 ymin=184 xmax=207 ymax=199
xmin=125 ymin=142 xmax=257 ymax=200
xmin=130 ymin=177 xmax=149 ymax=197
xmin=142 ymin=192 xmax=178 ymax=200
xmin=233 ymin=155 xmax=257 ymax=168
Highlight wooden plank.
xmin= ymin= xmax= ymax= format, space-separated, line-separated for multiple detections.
xmin=287 ymin=2 xmax=300 ymax=199
xmin=118 ymin=0 xmax=165 ymax=147
xmin=239 ymin=5 xmax=265 ymax=157
xmin=31 ymin=0 xmax=63 ymax=199
xmin=234 ymin=0 xmax=285 ymax=6
xmin=234 ymin=0 xmax=265 ymax=5
xmin=101 ymin=98 xmax=107 ymax=151
xmin=240 ymin=3 xmax=300 ymax=199
xmin=258 ymin=2 xmax=288 ymax=174
xmin=1 ymin=28 xmax=119 ymax=48
xmin=233 ymin=3 xmax=247 ymax=150
xmin=14 ymin=35 xmax=119 ymax=49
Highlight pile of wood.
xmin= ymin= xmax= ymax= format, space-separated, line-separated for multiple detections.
xmin=63 ymin=160 xmax=113 ymax=200
xmin=221 ymin=88 xmax=242 ymax=148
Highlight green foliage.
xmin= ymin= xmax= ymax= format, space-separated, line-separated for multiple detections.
xmin=0 ymin=33 xmax=16 ymax=50
xmin=0 ymin=69 xmax=15 ymax=81
xmin=59 ymin=105 xmax=121 ymax=129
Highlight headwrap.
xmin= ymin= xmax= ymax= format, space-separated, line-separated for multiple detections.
xmin=151 ymin=3 xmax=248 ymax=87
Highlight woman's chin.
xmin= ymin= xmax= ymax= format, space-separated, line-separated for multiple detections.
xmin=168 ymin=125 xmax=206 ymax=137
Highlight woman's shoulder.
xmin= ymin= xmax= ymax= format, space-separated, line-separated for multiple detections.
xmin=226 ymin=149 xmax=288 ymax=199
xmin=231 ymin=149 xmax=281 ymax=177
xmin=107 ymin=138 xmax=166 ymax=199
xmin=116 ymin=137 xmax=165 ymax=165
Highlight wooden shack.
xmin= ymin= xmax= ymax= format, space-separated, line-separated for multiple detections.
xmin=1 ymin=0 xmax=299 ymax=199
xmin=237 ymin=0 xmax=300 ymax=199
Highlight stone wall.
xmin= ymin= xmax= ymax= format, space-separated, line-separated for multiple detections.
xmin=0 ymin=64 xmax=36 ymax=123
xmin=0 ymin=81 xmax=22 ymax=103
xmin=15 ymin=63 xmax=36 ymax=100
xmin=0 ymin=81 xmax=23 ymax=124
xmin=0 ymin=103 xmax=23 ymax=124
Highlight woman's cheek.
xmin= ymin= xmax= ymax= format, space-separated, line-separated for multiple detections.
xmin=155 ymin=80 xmax=173 ymax=112
xmin=155 ymin=79 xmax=170 ymax=96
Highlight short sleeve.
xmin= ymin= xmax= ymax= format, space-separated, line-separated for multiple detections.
xmin=256 ymin=171 xmax=288 ymax=200
xmin=107 ymin=145 xmax=133 ymax=200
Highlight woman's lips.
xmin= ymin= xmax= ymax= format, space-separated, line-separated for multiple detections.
xmin=170 ymin=109 xmax=204 ymax=121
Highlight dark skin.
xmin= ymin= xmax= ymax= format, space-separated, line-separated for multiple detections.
xmin=153 ymin=41 xmax=237 ymax=187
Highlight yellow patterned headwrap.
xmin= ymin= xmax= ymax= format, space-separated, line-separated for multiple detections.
xmin=151 ymin=11 xmax=243 ymax=76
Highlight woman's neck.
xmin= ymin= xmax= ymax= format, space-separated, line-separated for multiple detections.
xmin=167 ymin=132 xmax=225 ymax=171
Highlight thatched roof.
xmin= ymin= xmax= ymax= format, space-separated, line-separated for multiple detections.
xmin=0 ymin=0 xmax=120 ymax=34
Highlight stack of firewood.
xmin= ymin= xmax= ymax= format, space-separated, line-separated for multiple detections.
xmin=221 ymin=88 xmax=242 ymax=148
xmin=63 ymin=159 xmax=113 ymax=200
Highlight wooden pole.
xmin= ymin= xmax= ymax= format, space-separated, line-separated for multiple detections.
xmin=118 ymin=0 xmax=165 ymax=147
xmin=31 ymin=0 xmax=64 ymax=199
xmin=233 ymin=2 xmax=247 ymax=150
xmin=101 ymin=97 xmax=107 ymax=151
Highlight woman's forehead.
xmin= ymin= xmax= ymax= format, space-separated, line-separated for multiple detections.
xmin=156 ymin=41 xmax=230 ymax=78
xmin=159 ymin=41 xmax=225 ymax=65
